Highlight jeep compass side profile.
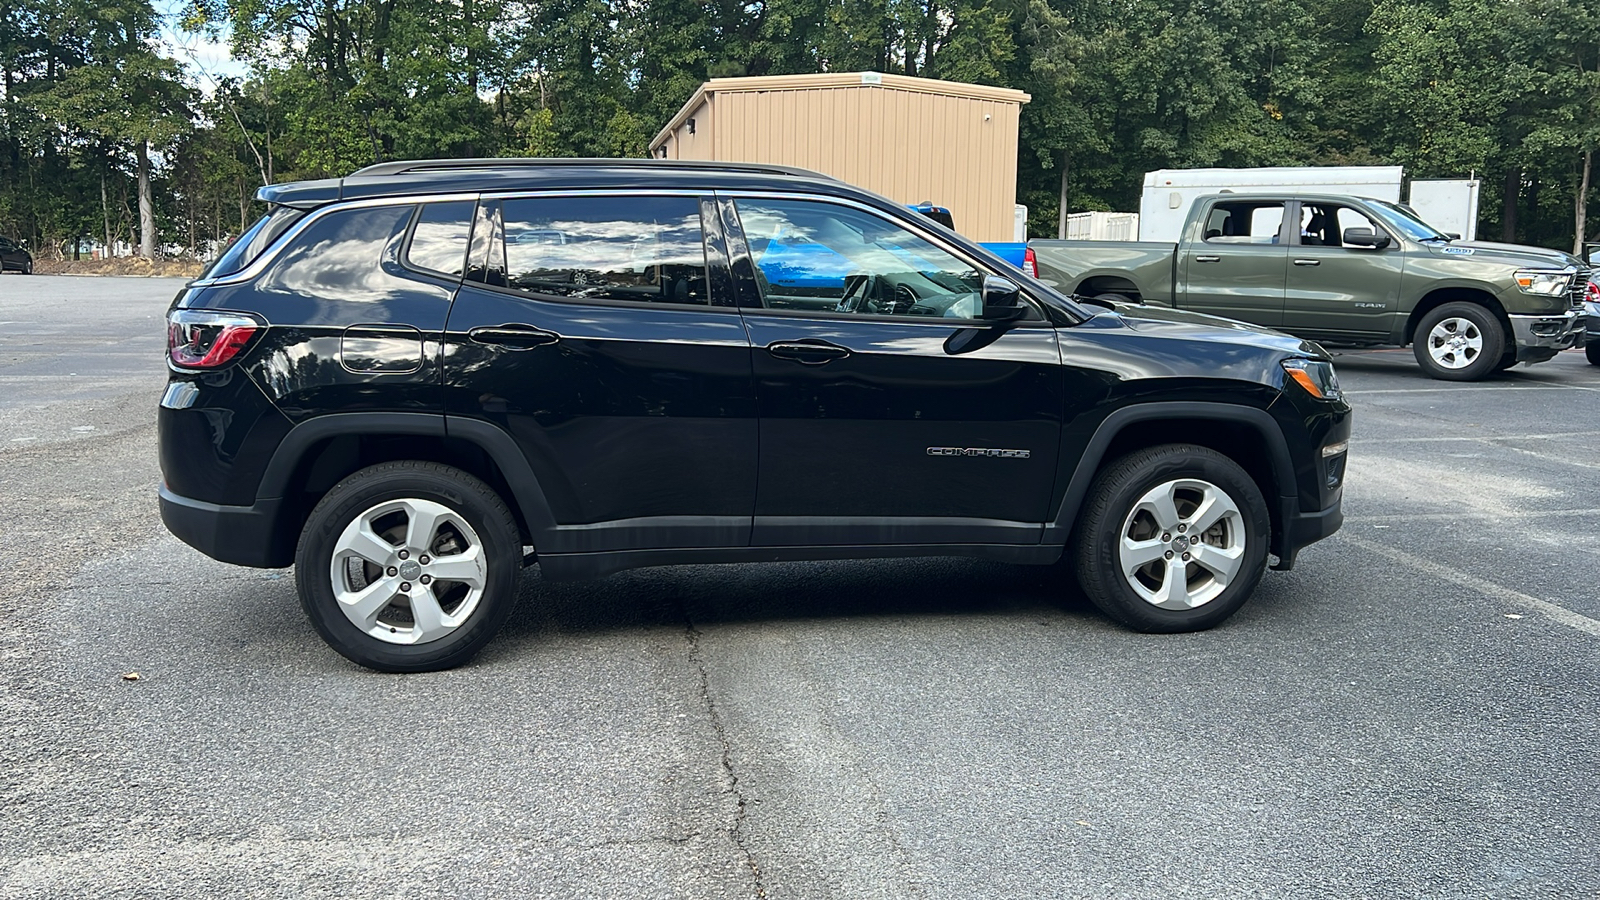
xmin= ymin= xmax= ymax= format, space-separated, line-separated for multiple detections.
xmin=159 ymin=159 xmax=1350 ymax=672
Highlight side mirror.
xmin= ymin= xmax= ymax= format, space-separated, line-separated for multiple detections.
xmin=1444 ymin=232 xmax=1461 ymax=241
xmin=1343 ymin=227 xmax=1391 ymax=249
xmin=981 ymin=275 xmax=1026 ymax=321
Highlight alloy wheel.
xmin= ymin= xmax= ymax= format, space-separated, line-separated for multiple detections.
xmin=1117 ymin=478 xmax=1246 ymax=610
xmin=328 ymin=497 xmax=488 ymax=645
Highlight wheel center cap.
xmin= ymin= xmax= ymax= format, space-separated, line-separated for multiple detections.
xmin=1172 ymin=534 xmax=1191 ymax=552
xmin=399 ymin=560 xmax=422 ymax=580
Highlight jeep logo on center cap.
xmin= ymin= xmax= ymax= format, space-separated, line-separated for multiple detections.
xmin=399 ymin=560 xmax=422 ymax=580
xmin=1172 ymin=534 xmax=1191 ymax=552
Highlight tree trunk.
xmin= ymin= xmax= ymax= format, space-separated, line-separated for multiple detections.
xmin=1576 ymin=149 xmax=1592 ymax=257
xmin=100 ymin=171 xmax=112 ymax=257
xmin=137 ymin=140 xmax=155 ymax=258
xmin=1056 ymin=150 xmax=1071 ymax=239
xmin=1501 ymin=166 xmax=1519 ymax=242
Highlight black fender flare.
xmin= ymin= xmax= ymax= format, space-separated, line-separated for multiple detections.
xmin=255 ymin=411 xmax=557 ymax=536
xmin=1043 ymin=402 xmax=1298 ymax=554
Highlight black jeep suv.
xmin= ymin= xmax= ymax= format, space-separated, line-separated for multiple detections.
xmin=159 ymin=158 xmax=1349 ymax=672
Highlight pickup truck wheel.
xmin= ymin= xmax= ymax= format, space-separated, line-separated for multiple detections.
xmin=1093 ymin=292 xmax=1136 ymax=305
xmin=1072 ymin=444 xmax=1269 ymax=633
xmin=294 ymin=461 xmax=521 ymax=673
xmin=1413 ymin=302 xmax=1505 ymax=381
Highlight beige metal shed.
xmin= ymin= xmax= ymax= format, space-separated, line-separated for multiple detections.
xmin=649 ymin=72 xmax=1030 ymax=242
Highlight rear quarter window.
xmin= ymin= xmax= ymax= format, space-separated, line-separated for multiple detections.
xmin=255 ymin=205 xmax=414 ymax=302
xmin=405 ymin=201 xmax=476 ymax=279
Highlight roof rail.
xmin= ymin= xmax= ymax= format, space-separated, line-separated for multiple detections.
xmin=347 ymin=157 xmax=836 ymax=182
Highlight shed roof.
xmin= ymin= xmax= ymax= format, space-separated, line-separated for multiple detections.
xmin=649 ymin=72 xmax=1031 ymax=151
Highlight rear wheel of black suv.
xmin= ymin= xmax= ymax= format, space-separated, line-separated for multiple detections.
xmin=1072 ymin=444 xmax=1269 ymax=633
xmin=294 ymin=461 xmax=521 ymax=672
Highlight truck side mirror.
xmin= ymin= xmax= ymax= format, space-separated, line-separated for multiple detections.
xmin=1343 ymin=227 xmax=1391 ymax=249
xmin=981 ymin=275 xmax=1026 ymax=321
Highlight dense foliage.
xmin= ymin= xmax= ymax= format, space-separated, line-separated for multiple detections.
xmin=1 ymin=0 xmax=1596 ymax=257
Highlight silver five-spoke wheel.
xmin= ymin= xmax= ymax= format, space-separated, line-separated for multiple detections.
xmin=1424 ymin=317 xmax=1483 ymax=370
xmin=329 ymin=497 xmax=488 ymax=645
xmin=1117 ymin=477 xmax=1246 ymax=610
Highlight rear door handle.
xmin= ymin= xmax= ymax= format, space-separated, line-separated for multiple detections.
xmin=468 ymin=324 xmax=561 ymax=349
xmin=1194 ymin=255 xmax=1221 ymax=263
xmin=1293 ymin=259 xmax=1322 ymax=267
xmin=766 ymin=341 xmax=851 ymax=364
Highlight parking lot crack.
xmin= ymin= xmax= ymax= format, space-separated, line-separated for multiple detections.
xmin=681 ymin=617 xmax=766 ymax=899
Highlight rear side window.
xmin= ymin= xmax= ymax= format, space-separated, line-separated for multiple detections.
xmin=498 ymin=196 xmax=710 ymax=305
xmin=406 ymin=201 xmax=475 ymax=278
xmin=207 ymin=205 xmax=307 ymax=278
xmin=255 ymin=205 xmax=414 ymax=301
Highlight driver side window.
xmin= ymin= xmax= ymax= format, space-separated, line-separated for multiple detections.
xmin=732 ymin=198 xmax=985 ymax=319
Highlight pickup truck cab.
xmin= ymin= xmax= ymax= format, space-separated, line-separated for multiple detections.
xmin=1030 ymin=194 xmax=1589 ymax=380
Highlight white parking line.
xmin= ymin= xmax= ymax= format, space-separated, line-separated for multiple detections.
xmin=1342 ymin=535 xmax=1600 ymax=637
xmin=1353 ymin=383 xmax=1600 ymax=394
xmin=1360 ymin=431 xmax=1600 ymax=443
xmin=1352 ymin=508 xmax=1600 ymax=522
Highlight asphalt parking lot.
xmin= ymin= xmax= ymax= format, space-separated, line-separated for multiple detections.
xmin=2 ymin=276 xmax=1597 ymax=899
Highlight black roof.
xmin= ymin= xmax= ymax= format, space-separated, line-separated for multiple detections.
xmin=257 ymin=158 xmax=847 ymax=208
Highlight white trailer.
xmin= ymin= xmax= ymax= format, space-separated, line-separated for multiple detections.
xmin=1406 ymin=179 xmax=1481 ymax=241
xmin=1137 ymin=166 xmax=1405 ymax=242
xmin=1066 ymin=211 xmax=1140 ymax=241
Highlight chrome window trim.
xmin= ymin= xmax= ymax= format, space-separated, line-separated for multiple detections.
xmin=188 ymin=192 xmax=482 ymax=288
xmin=712 ymin=189 xmax=1056 ymax=324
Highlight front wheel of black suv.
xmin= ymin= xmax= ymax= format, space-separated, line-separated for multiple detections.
xmin=1072 ymin=444 xmax=1270 ymax=633
xmin=294 ymin=461 xmax=522 ymax=672
xmin=1412 ymin=302 xmax=1505 ymax=381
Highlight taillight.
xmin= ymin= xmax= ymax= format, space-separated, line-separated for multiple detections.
xmin=167 ymin=309 xmax=261 ymax=368
xmin=1023 ymin=246 xmax=1039 ymax=279
xmin=1586 ymin=279 xmax=1599 ymax=303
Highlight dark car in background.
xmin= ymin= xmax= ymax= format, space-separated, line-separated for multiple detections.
xmin=1584 ymin=273 xmax=1599 ymax=365
xmin=0 ymin=236 xmax=32 ymax=274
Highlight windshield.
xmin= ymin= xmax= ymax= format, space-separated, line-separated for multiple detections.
xmin=1366 ymin=199 xmax=1449 ymax=243
xmin=203 ymin=205 xmax=308 ymax=278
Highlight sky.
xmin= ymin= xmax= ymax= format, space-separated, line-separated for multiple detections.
xmin=154 ymin=0 xmax=251 ymax=90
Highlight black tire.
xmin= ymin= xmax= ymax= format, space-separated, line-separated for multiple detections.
xmin=1412 ymin=302 xmax=1505 ymax=381
xmin=21 ymin=259 xmax=31 ymax=275
xmin=295 ymin=461 xmax=521 ymax=672
xmin=1493 ymin=349 xmax=1518 ymax=371
xmin=1071 ymin=444 xmax=1270 ymax=633
xmin=1587 ymin=342 xmax=1600 ymax=366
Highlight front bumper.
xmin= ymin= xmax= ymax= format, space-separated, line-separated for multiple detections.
xmin=1509 ymin=310 xmax=1583 ymax=362
xmin=159 ymin=483 xmax=294 ymax=568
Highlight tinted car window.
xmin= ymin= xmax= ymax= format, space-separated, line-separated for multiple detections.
xmin=499 ymin=196 xmax=709 ymax=305
xmin=406 ymin=200 xmax=475 ymax=278
xmin=255 ymin=204 xmax=414 ymax=302
xmin=206 ymin=205 xmax=308 ymax=278
xmin=734 ymin=198 xmax=985 ymax=319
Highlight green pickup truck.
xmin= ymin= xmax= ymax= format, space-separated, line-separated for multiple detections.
xmin=1030 ymin=193 xmax=1589 ymax=380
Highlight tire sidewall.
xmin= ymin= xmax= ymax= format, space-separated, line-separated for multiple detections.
xmin=295 ymin=465 xmax=520 ymax=672
xmin=1077 ymin=447 xmax=1270 ymax=632
xmin=1413 ymin=302 xmax=1505 ymax=381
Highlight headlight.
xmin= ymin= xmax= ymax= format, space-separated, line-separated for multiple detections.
xmin=1281 ymin=358 xmax=1342 ymax=401
xmin=1514 ymin=268 xmax=1575 ymax=296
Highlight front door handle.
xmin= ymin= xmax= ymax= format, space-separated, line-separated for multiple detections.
xmin=468 ymin=324 xmax=561 ymax=349
xmin=766 ymin=341 xmax=851 ymax=365
xmin=1194 ymin=255 xmax=1221 ymax=263
xmin=1293 ymin=259 xmax=1322 ymax=267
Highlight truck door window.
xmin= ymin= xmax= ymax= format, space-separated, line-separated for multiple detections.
xmin=1297 ymin=205 xmax=1381 ymax=248
xmin=1203 ymin=203 xmax=1285 ymax=244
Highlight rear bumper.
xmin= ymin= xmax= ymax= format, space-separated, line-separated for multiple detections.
xmin=1509 ymin=310 xmax=1583 ymax=362
xmin=159 ymin=483 xmax=294 ymax=568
